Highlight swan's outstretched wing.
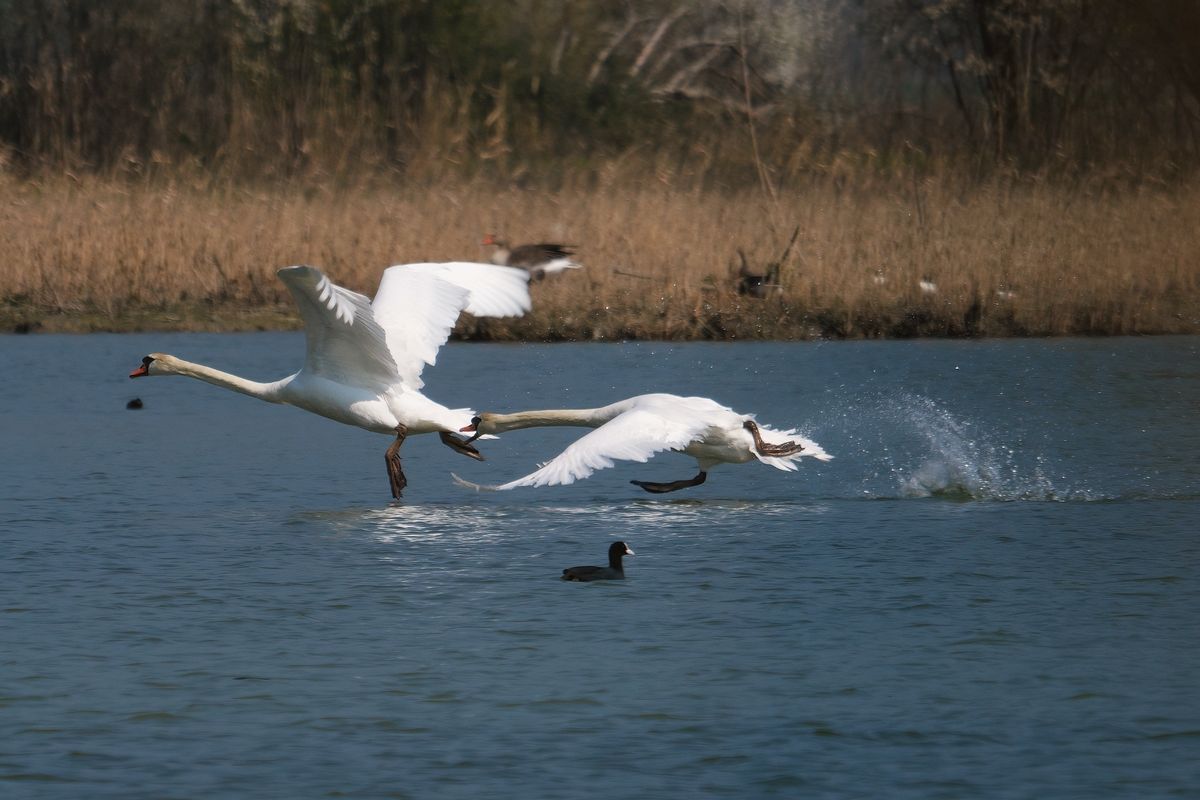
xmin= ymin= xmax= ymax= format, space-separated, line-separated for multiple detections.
xmin=277 ymin=266 xmax=399 ymax=390
xmin=371 ymin=262 xmax=531 ymax=389
xmin=456 ymin=408 xmax=706 ymax=491
xmin=401 ymin=262 xmax=531 ymax=318
xmin=369 ymin=265 xmax=473 ymax=391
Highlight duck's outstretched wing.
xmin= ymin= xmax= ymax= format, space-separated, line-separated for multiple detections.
xmin=276 ymin=265 xmax=399 ymax=391
xmin=453 ymin=408 xmax=705 ymax=491
xmin=509 ymin=243 xmax=577 ymax=267
xmin=372 ymin=262 xmax=531 ymax=389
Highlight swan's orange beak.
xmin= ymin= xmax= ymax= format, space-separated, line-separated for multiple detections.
xmin=129 ymin=364 xmax=149 ymax=378
xmin=460 ymin=423 xmax=476 ymax=433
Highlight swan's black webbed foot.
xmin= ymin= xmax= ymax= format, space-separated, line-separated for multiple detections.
xmin=387 ymin=460 xmax=407 ymax=498
xmin=743 ymin=420 xmax=805 ymax=457
xmin=386 ymin=425 xmax=409 ymax=499
xmin=440 ymin=431 xmax=485 ymax=461
xmin=630 ymin=471 xmax=707 ymax=494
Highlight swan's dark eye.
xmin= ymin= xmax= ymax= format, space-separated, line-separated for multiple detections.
xmin=471 ymin=416 xmax=482 ymax=426
xmin=142 ymin=356 xmax=154 ymax=368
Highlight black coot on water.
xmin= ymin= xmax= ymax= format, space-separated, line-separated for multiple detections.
xmin=562 ymin=541 xmax=634 ymax=581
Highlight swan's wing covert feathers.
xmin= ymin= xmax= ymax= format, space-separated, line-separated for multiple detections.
xmin=401 ymin=262 xmax=531 ymax=318
xmin=276 ymin=266 xmax=399 ymax=390
xmin=370 ymin=265 xmax=472 ymax=390
xmin=371 ymin=262 xmax=531 ymax=389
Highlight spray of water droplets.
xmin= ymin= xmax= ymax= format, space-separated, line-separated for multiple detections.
xmin=835 ymin=393 xmax=1096 ymax=501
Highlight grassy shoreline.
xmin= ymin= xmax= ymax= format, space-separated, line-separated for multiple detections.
xmin=5 ymin=294 xmax=1195 ymax=339
xmin=3 ymin=177 xmax=1198 ymax=339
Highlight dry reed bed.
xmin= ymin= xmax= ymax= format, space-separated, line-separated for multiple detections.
xmin=1 ymin=176 xmax=1198 ymax=338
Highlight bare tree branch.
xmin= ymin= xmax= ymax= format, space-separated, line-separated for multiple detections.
xmin=587 ymin=14 xmax=641 ymax=87
xmin=630 ymin=7 xmax=688 ymax=78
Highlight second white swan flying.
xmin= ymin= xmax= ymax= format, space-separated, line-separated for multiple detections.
xmin=454 ymin=393 xmax=832 ymax=493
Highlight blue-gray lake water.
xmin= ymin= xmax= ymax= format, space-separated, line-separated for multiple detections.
xmin=2 ymin=334 xmax=1198 ymax=799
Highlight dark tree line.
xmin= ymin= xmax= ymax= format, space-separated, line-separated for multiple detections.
xmin=1 ymin=0 xmax=1197 ymax=181
xmin=862 ymin=0 xmax=1200 ymax=170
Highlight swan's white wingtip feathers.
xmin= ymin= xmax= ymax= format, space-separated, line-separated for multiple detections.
xmin=451 ymin=472 xmax=510 ymax=492
xmin=452 ymin=472 xmax=487 ymax=491
xmin=306 ymin=272 xmax=357 ymax=325
xmin=277 ymin=264 xmax=317 ymax=279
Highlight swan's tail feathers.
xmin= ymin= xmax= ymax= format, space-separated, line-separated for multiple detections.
xmin=754 ymin=426 xmax=833 ymax=471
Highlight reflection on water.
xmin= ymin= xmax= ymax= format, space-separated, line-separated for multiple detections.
xmin=300 ymin=503 xmax=518 ymax=544
xmin=300 ymin=497 xmax=832 ymax=549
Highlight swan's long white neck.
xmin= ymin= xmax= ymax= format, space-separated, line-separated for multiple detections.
xmin=479 ymin=407 xmax=612 ymax=433
xmin=152 ymin=354 xmax=288 ymax=403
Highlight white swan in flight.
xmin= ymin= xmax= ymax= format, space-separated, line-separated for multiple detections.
xmin=130 ymin=262 xmax=531 ymax=498
xmin=453 ymin=393 xmax=831 ymax=493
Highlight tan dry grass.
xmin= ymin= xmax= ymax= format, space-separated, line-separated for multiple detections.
xmin=1 ymin=175 xmax=1198 ymax=337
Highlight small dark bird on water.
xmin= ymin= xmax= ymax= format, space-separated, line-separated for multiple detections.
xmin=562 ymin=541 xmax=634 ymax=581
xmin=126 ymin=398 xmax=144 ymax=410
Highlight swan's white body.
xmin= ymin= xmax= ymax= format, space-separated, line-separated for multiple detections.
xmin=132 ymin=262 xmax=531 ymax=491
xmin=455 ymin=393 xmax=831 ymax=491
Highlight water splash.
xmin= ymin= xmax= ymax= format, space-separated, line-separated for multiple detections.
xmin=853 ymin=393 xmax=1086 ymax=501
xmin=896 ymin=395 xmax=1030 ymax=499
